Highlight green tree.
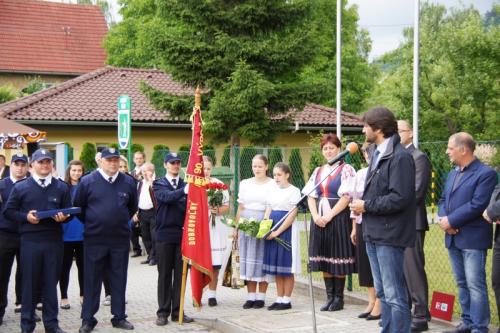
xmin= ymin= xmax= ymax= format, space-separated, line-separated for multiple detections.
xmin=268 ymin=147 xmax=283 ymax=171
xmin=367 ymin=4 xmax=500 ymax=141
xmin=289 ymin=148 xmax=305 ymax=190
xmin=151 ymin=144 xmax=169 ymax=178
xmin=20 ymin=77 xmax=49 ymax=96
xmin=178 ymin=144 xmax=191 ymax=167
xmin=80 ymin=143 xmax=97 ymax=171
xmin=0 ymin=85 xmax=17 ymax=104
xmin=105 ymin=0 xmax=371 ymax=146
xmin=308 ymin=132 xmax=326 ymax=177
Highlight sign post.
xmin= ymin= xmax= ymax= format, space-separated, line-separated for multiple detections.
xmin=117 ymin=95 xmax=132 ymax=166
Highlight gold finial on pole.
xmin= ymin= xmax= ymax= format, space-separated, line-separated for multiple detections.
xmin=195 ymin=86 xmax=201 ymax=108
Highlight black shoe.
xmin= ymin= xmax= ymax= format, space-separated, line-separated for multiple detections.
xmin=320 ymin=277 xmax=335 ymax=311
xmin=242 ymin=300 xmax=255 ymax=309
xmin=15 ymin=305 xmax=21 ymax=313
xmin=148 ymin=260 xmax=157 ymax=266
xmin=358 ymin=311 xmax=371 ymax=318
xmin=366 ymin=314 xmax=381 ymax=320
xmin=442 ymin=323 xmax=471 ymax=333
xmin=34 ymin=313 xmax=41 ymax=322
xmin=411 ymin=321 xmax=428 ymax=332
xmin=60 ymin=303 xmax=70 ymax=310
xmin=131 ymin=252 xmax=141 ymax=258
xmin=208 ymin=298 xmax=217 ymax=307
xmin=253 ymin=300 xmax=265 ymax=309
xmin=45 ymin=327 xmax=67 ymax=333
xmin=112 ymin=319 xmax=134 ymax=330
xmin=78 ymin=323 xmax=95 ymax=333
xmin=267 ymin=302 xmax=280 ymax=310
xmin=276 ymin=303 xmax=292 ymax=310
xmin=328 ymin=297 xmax=344 ymax=311
xmin=140 ymin=259 xmax=149 ymax=264
xmin=171 ymin=315 xmax=193 ymax=323
xmin=155 ymin=316 xmax=168 ymax=326
xmin=328 ymin=277 xmax=345 ymax=311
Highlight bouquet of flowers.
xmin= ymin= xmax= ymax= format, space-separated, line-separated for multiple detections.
xmin=206 ymin=182 xmax=229 ymax=227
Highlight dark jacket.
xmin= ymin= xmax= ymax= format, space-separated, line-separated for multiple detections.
xmin=0 ymin=177 xmax=18 ymax=236
xmin=74 ymin=171 xmax=138 ymax=246
xmin=153 ymin=176 xmax=187 ymax=244
xmin=438 ymin=159 xmax=497 ymax=250
xmin=487 ymin=184 xmax=500 ymax=243
xmin=4 ymin=177 xmax=71 ymax=242
xmin=362 ymin=134 xmax=417 ymax=248
xmin=406 ymin=144 xmax=432 ymax=231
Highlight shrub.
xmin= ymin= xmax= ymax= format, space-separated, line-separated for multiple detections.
xmin=80 ymin=142 xmax=97 ymax=171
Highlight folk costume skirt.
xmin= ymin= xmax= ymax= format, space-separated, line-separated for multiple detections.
xmin=309 ymin=204 xmax=356 ymax=275
xmin=263 ymin=210 xmax=294 ymax=276
xmin=238 ymin=209 xmax=267 ymax=282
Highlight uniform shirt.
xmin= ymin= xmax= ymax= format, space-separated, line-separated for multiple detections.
xmin=4 ymin=176 xmax=71 ymax=242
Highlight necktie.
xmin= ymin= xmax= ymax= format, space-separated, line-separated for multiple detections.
xmin=171 ymin=178 xmax=177 ymax=189
xmin=108 ymin=177 xmax=113 ymax=184
xmin=40 ymin=178 xmax=46 ymax=188
xmin=370 ymin=149 xmax=381 ymax=172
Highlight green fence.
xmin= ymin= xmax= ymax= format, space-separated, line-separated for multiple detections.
xmin=154 ymin=140 xmax=499 ymax=324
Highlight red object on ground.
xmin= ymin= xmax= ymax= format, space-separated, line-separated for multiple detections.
xmin=430 ymin=291 xmax=455 ymax=321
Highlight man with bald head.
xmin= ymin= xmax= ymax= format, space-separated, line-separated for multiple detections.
xmin=438 ymin=132 xmax=497 ymax=333
xmin=397 ymin=120 xmax=431 ymax=332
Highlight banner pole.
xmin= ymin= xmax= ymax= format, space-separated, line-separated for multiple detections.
xmin=179 ymin=259 xmax=188 ymax=325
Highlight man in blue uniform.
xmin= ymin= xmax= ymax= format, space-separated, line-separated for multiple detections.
xmin=75 ymin=148 xmax=138 ymax=333
xmin=0 ymin=153 xmax=28 ymax=326
xmin=154 ymin=152 xmax=193 ymax=326
xmin=5 ymin=149 xmax=71 ymax=333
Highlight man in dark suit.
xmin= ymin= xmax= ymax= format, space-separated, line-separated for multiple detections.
xmin=153 ymin=152 xmax=193 ymax=326
xmin=350 ymin=107 xmax=416 ymax=333
xmin=438 ymin=132 xmax=497 ymax=333
xmin=398 ymin=120 xmax=432 ymax=332
xmin=483 ymin=184 xmax=499 ymax=333
xmin=0 ymin=154 xmax=10 ymax=180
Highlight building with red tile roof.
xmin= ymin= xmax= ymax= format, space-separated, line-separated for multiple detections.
xmin=0 ymin=66 xmax=362 ymax=160
xmin=0 ymin=0 xmax=108 ymax=88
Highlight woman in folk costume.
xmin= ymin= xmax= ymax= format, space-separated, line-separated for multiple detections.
xmin=235 ymin=154 xmax=277 ymax=309
xmin=302 ymin=133 xmax=357 ymax=312
xmin=263 ymin=162 xmax=302 ymax=310
xmin=203 ymin=156 xmax=230 ymax=307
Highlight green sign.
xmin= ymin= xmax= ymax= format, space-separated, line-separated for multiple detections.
xmin=117 ymin=95 xmax=131 ymax=149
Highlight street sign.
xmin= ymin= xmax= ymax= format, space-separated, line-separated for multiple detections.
xmin=117 ymin=95 xmax=131 ymax=149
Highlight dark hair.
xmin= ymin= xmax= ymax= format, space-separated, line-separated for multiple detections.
xmin=361 ymin=106 xmax=398 ymax=138
xmin=320 ymin=133 xmax=341 ymax=149
xmin=253 ymin=154 xmax=268 ymax=166
xmin=134 ymin=151 xmax=146 ymax=158
xmin=0 ymin=154 xmax=5 ymax=160
xmin=273 ymin=162 xmax=291 ymax=175
xmin=64 ymin=160 xmax=85 ymax=184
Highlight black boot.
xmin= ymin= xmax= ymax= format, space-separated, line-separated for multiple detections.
xmin=328 ymin=277 xmax=345 ymax=311
xmin=320 ymin=277 xmax=335 ymax=311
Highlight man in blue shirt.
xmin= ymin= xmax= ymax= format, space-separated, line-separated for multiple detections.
xmin=75 ymin=148 xmax=138 ymax=333
xmin=0 ymin=153 xmax=28 ymax=326
xmin=439 ymin=133 xmax=497 ymax=333
xmin=5 ymin=149 xmax=71 ymax=333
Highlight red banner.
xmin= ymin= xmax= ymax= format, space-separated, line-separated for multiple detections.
xmin=181 ymin=105 xmax=213 ymax=307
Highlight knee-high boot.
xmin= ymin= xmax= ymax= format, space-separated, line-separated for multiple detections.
xmin=320 ymin=277 xmax=335 ymax=311
xmin=329 ymin=277 xmax=345 ymax=311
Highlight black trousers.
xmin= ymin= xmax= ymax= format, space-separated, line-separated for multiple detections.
xmin=156 ymin=242 xmax=182 ymax=318
xmin=139 ymin=209 xmax=156 ymax=261
xmin=59 ymin=241 xmax=84 ymax=298
xmin=403 ymin=230 xmax=430 ymax=322
xmin=81 ymin=243 xmax=129 ymax=326
xmin=130 ymin=224 xmax=142 ymax=255
xmin=492 ymin=235 xmax=500 ymax=325
xmin=0 ymin=234 xmax=21 ymax=318
xmin=20 ymin=240 xmax=63 ymax=332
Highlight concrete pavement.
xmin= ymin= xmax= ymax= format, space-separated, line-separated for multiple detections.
xmin=1 ymin=252 xmax=454 ymax=333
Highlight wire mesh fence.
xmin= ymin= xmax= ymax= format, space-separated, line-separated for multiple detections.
xmin=153 ymin=140 xmax=499 ymax=324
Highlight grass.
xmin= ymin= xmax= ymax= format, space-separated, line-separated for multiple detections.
xmin=298 ymin=223 xmax=498 ymax=326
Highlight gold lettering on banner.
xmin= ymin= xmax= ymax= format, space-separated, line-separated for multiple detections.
xmin=187 ymin=201 xmax=198 ymax=245
xmin=194 ymin=162 xmax=203 ymax=174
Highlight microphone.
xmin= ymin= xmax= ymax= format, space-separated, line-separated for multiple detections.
xmin=327 ymin=142 xmax=359 ymax=166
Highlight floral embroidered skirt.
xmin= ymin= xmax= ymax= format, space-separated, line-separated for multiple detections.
xmin=309 ymin=207 xmax=356 ymax=275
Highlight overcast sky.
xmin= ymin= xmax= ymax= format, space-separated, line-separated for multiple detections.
xmin=108 ymin=0 xmax=496 ymax=61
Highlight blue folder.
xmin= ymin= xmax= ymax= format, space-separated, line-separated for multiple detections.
xmin=34 ymin=207 xmax=81 ymax=219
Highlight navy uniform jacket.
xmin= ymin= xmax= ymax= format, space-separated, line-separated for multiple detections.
xmin=4 ymin=177 xmax=71 ymax=242
xmin=153 ymin=177 xmax=187 ymax=244
xmin=0 ymin=177 xmax=18 ymax=238
xmin=74 ymin=170 xmax=138 ymax=246
xmin=438 ymin=158 xmax=497 ymax=250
